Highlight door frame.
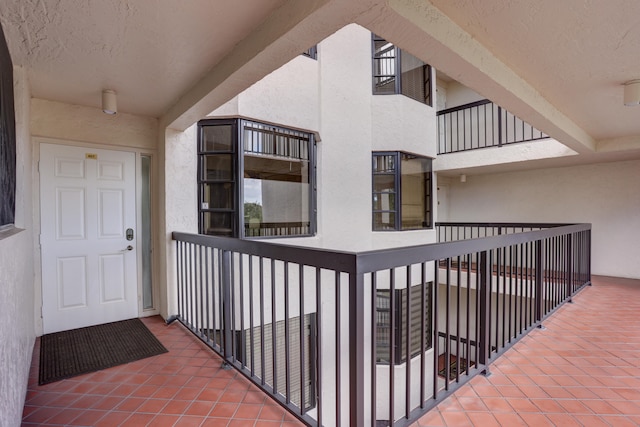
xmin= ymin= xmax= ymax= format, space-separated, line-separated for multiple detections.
xmin=33 ymin=137 xmax=160 ymax=336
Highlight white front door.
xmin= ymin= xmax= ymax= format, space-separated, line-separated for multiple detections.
xmin=40 ymin=143 xmax=138 ymax=334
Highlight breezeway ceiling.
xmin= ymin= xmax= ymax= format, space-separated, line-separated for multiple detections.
xmin=1 ymin=0 xmax=639 ymax=165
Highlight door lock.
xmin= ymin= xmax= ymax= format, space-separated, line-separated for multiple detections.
xmin=126 ymin=228 xmax=134 ymax=241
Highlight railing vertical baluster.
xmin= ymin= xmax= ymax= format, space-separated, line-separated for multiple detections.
xmin=350 ymin=268 xmax=367 ymax=427
xmin=299 ymin=265 xmax=306 ymax=413
xmin=389 ymin=269 xmax=396 ymax=423
xmin=284 ymin=262 xmax=291 ymax=404
xmin=372 ymin=272 xmax=378 ymax=421
xmin=271 ymin=259 xmax=278 ymax=395
xmin=445 ymin=258 xmax=451 ymax=386
xmin=433 ymin=259 xmax=440 ymax=400
xmin=221 ymin=250 xmax=233 ymax=364
xmin=259 ymin=257 xmax=266 ymax=386
xmin=335 ymin=271 xmax=341 ymax=426
xmin=535 ymin=241 xmax=543 ymax=325
xmin=478 ymin=251 xmax=491 ymax=372
xmin=497 ymin=105 xmax=503 ymax=146
xmin=315 ymin=267 xmax=323 ymax=427
xmin=455 ymin=256 xmax=461 ymax=382
xmin=405 ymin=265 xmax=412 ymax=418
xmin=420 ymin=262 xmax=427 ymax=407
xmin=465 ymin=253 xmax=471 ymax=375
xmin=567 ymin=234 xmax=573 ymax=302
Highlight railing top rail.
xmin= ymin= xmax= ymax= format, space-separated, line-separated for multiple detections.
xmin=172 ymin=231 xmax=358 ymax=274
xmin=174 ymin=222 xmax=590 ymax=276
xmin=356 ymin=223 xmax=591 ymax=274
xmin=435 ymin=222 xmax=568 ymax=228
xmin=436 ymin=99 xmax=492 ymax=116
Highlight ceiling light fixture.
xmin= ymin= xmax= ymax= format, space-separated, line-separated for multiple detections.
xmin=102 ymin=89 xmax=117 ymax=114
xmin=623 ymin=80 xmax=640 ymax=106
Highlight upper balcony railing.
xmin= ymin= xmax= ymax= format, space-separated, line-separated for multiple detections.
xmin=172 ymin=222 xmax=591 ymax=426
xmin=437 ymin=99 xmax=549 ymax=154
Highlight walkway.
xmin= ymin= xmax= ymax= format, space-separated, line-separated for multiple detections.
xmin=22 ymin=276 xmax=640 ymax=426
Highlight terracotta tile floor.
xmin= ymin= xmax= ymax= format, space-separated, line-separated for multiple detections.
xmin=413 ymin=275 xmax=640 ymax=427
xmin=22 ymin=275 xmax=640 ymax=426
xmin=22 ymin=316 xmax=305 ymax=427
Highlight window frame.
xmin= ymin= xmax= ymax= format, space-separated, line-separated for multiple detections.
xmin=372 ymin=151 xmax=433 ymax=231
xmin=197 ymin=118 xmax=317 ymax=239
xmin=0 ymin=24 xmax=16 ymax=231
xmin=371 ymin=33 xmax=433 ymax=106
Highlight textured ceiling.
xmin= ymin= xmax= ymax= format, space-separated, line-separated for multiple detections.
xmin=0 ymin=0 xmax=287 ymax=117
xmin=1 ymin=0 xmax=639 ymax=167
xmin=429 ymin=0 xmax=640 ymax=142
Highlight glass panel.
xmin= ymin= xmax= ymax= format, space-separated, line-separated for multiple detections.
xmin=202 ymin=154 xmax=234 ymax=181
xmin=243 ymin=154 xmax=310 ymax=237
xmin=141 ymin=155 xmax=153 ymax=310
xmin=373 ymin=174 xmax=395 ymax=192
xmin=373 ymin=192 xmax=395 ymax=211
xmin=373 ymin=212 xmax=395 ymax=231
xmin=401 ymin=50 xmax=426 ymax=103
xmin=202 ymin=124 xmax=233 ymax=152
xmin=401 ymin=155 xmax=431 ymax=229
xmin=203 ymin=212 xmax=234 ymax=237
xmin=373 ymin=154 xmax=395 ymax=173
xmin=203 ymin=183 xmax=234 ymax=209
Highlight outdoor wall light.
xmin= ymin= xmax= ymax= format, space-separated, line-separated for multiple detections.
xmin=623 ymin=80 xmax=640 ymax=106
xmin=460 ymin=174 xmax=467 ymax=183
xmin=102 ymin=89 xmax=117 ymax=114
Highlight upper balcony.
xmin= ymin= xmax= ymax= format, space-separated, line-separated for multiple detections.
xmin=437 ymin=99 xmax=549 ymax=155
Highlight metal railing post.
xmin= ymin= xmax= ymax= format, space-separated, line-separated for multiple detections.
xmin=497 ymin=105 xmax=503 ymax=147
xmin=221 ymin=249 xmax=233 ymax=365
xmin=349 ymin=269 xmax=367 ymax=427
xmin=566 ymin=234 xmax=573 ymax=302
xmin=478 ymin=251 xmax=492 ymax=374
xmin=535 ymin=241 xmax=544 ymax=324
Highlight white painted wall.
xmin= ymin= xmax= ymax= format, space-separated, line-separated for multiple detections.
xmin=0 ymin=66 xmax=35 ymax=427
xmin=445 ymin=160 xmax=640 ymax=278
xmin=444 ymin=80 xmax=484 ymax=108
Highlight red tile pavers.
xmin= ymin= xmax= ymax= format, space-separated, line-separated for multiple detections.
xmin=414 ymin=275 xmax=640 ymax=426
xmin=22 ymin=275 xmax=640 ymax=426
xmin=22 ymin=316 xmax=304 ymax=427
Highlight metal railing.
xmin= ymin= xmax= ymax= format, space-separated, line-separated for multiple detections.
xmin=437 ymin=100 xmax=549 ymax=154
xmin=172 ymin=222 xmax=591 ymax=426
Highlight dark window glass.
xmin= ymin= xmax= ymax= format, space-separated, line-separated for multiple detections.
xmin=376 ymin=282 xmax=433 ymax=364
xmin=372 ymin=34 xmax=432 ymax=106
xmin=0 ymin=24 xmax=15 ymax=228
xmin=202 ymin=154 xmax=234 ymax=181
xmin=202 ymin=125 xmax=233 ymax=152
xmin=372 ymin=151 xmax=433 ymax=231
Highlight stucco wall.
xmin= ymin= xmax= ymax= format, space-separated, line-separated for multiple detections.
xmin=0 ymin=66 xmax=35 ymax=427
xmin=444 ymin=160 xmax=640 ymax=279
xmin=31 ymin=99 xmax=158 ymax=150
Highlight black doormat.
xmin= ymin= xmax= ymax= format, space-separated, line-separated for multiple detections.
xmin=39 ymin=318 xmax=168 ymax=385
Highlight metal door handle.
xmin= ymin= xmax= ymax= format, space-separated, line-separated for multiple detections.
xmin=122 ymin=245 xmax=133 ymax=252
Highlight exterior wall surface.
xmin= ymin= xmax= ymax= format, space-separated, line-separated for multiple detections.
xmin=444 ymin=159 xmax=640 ymax=278
xmin=0 ymin=66 xmax=35 ymax=427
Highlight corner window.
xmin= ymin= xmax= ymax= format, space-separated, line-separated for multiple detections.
xmin=376 ymin=282 xmax=433 ymax=364
xmin=372 ymin=34 xmax=432 ymax=106
xmin=372 ymin=152 xmax=433 ymax=231
xmin=301 ymin=45 xmax=317 ymax=60
xmin=0 ymin=25 xmax=16 ymax=230
xmin=198 ymin=119 xmax=316 ymax=238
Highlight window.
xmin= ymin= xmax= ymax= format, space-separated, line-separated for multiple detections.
xmin=372 ymin=152 xmax=433 ymax=231
xmin=0 ymin=24 xmax=16 ymax=230
xmin=198 ymin=118 xmax=316 ymax=238
xmin=372 ymin=34 xmax=432 ymax=105
xmin=301 ymin=45 xmax=317 ymax=60
xmin=377 ymin=282 xmax=433 ymax=364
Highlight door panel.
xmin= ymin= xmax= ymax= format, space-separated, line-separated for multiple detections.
xmin=41 ymin=143 xmax=138 ymax=334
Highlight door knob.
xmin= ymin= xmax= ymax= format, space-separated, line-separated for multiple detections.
xmin=122 ymin=245 xmax=133 ymax=252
